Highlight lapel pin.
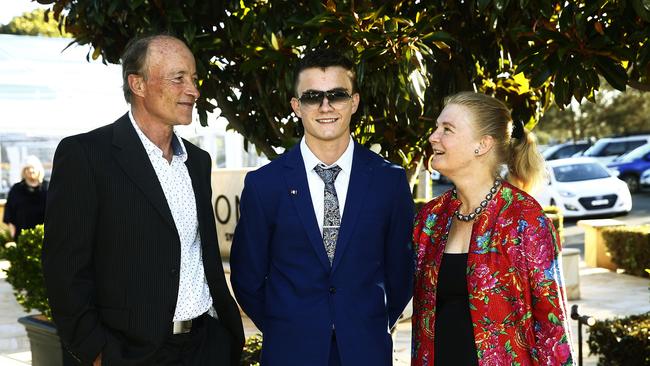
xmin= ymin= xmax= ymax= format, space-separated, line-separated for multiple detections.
xmin=290 ymin=189 xmax=298 ymax=196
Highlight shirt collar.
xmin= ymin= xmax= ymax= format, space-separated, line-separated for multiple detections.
xmin=300 ymin=136 xmax=354 ymax=173
xmin=128 ymin=110 xmax=187 ymax=161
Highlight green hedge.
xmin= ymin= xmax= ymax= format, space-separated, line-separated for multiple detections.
xmin=2 ymin=225 xmax=51 ymax=319
xmin=413 ymin=198 xmax=429 ymax=214
xmin=602 ymin=225 xmax=650 ymax=277
xmin=587 ymin=312 xmax=650 ymax=366
xmin=0 ymin=228 xmax=11 ymax=260
xmin=241 ymin=334 xmax=262 ymax=365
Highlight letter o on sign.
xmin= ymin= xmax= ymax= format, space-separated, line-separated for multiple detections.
xmin=215 ymin=195 xmax=231 ymax=224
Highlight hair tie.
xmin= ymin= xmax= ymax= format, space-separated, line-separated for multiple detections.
xmin=511 ymin=120 xmax=525 ymax=139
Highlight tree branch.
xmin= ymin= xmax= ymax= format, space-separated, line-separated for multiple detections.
xmin=214 ymin=89 xmax=279 ymax=159
xmin=627 ymin=79 xmax=650 ymax=92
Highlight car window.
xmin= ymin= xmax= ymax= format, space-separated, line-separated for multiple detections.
xmin=617 ymin=143 xmax=650 ymax=162
xmin=582 ymin=140 xmax=608 ymax=157
xmin=601 ymin=142 xmax=627 ymax=156
xmin=626 ymin=140 xmax=647 ymax=152
xmin=554 ymin=146 xmax=579 ymax=159
xmin=552 ymin=163 xmax=611 ymax=182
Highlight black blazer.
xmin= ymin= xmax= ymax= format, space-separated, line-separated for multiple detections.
xmin=42 ymin=114 xmax=244 ymax=365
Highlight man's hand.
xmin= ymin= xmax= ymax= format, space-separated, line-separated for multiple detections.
xmin=93 ymin=353 xmax=102 ymax=366
xmin=7 ymin=223 xmax=16 ymax=239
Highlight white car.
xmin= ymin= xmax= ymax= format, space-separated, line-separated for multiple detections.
xmin=579 ymin=135 xmax=650 ymax=164
xmin=533 ymin=157 xmax=632 ymax=218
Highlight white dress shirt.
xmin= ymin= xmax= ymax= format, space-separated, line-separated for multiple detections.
xmin=300 ymin=136 xmax=355 ymax=234
xmin=129 ymin=111 xmax=212 ymax=321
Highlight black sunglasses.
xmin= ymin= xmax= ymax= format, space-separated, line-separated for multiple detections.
xmin=298 ymin=89 xmax=352 ymax=107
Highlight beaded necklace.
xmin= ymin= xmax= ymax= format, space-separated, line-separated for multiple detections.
xmin=453 ymin=178 xmax=501 ymax=222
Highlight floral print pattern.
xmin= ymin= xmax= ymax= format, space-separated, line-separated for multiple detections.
xmin=314 ymin=164 xmax=342 ymax=265
xmin=412 ymin=181 xmax=575 ymax=366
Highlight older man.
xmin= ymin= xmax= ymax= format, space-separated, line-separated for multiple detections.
xmin=42 ymin=34 xmax=244 ymax=366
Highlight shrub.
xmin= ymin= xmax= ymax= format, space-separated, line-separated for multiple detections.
xmin=241 ymin=334 xmax=262 ymax=366
xmin=413 ymin=198 xmax=429 ymax=215
xmin=0 ymin=228 xmax=11 ymax=259
xmin=2 ymin=225 xmax=51 ymax=319
xmin=602 ymin=225 xmax=650 ymax=277
xmin=587 ymin=312 xmax=650 ymax=366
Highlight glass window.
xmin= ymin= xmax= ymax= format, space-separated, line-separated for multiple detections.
xmin=601 ymin=142 xmax=627 ymax=156
xmin=214 ymin=136 xmax=226 ymax=168
xmin=553 ymin=163 xmax=611 ymax=182
xmin=617 ymin=143 xmax=650 ymax=162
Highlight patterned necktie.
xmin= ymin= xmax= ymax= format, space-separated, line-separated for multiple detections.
xmin=314 ymin=164 xmax=342 ymax=265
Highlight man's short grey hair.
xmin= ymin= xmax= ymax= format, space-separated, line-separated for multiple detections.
xmin=121 ymin=33 xmax=179 ymax=103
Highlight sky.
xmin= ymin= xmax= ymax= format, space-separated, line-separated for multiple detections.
xmin=0 ymin=0 xmax=48 ymax=25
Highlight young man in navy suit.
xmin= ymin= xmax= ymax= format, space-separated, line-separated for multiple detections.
xmin=230 ymin=49 xmax=414 ymax=366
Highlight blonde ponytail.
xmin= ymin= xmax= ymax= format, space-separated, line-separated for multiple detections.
xmin=506 ymin=128 xmax=546 ymax=193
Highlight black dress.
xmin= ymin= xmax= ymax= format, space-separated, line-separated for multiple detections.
xmin=434 ymin=253 xmax=479 ymax=366
xmin=3 ymin=180 xmax=48 ymax=241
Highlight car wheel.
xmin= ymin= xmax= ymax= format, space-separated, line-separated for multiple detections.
xmin=621 ymin=174 xmax=640 ymax=194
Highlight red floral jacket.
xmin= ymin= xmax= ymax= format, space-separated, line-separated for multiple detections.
xmin=412 ymin=181 xmax=575 ymax=366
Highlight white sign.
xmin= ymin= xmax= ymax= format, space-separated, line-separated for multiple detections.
xmin=211 ymin=168 xmax=254 ymax=258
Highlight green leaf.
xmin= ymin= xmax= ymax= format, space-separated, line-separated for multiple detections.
xmin=548 ymin=313 xmax=561 ymax=325
xmin=631 ymin=0 xmax=650 ymax=22
xmin=553 ymin=76 xmax=570 ymax=106
xmin=478 ymin=0 xmax=492 ymax=12
xmin=594 ymin=57 xmax=627 ymax=91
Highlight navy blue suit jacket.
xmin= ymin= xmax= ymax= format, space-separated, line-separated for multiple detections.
xmin=230 ymin=142 xmax=414 ymax=366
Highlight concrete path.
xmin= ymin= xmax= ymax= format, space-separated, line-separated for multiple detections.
xmin=1 ymin=260 xmax=648 ymax=365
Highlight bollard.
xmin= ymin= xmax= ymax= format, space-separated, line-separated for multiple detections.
xmin=570 ymin=304 xmax=595 ymax=366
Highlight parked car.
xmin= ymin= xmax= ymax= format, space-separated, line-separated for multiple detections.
xmin=641 ymin=168 xmax=650 ymax=188
xmin=534 ymin=157 xmax=632 ymax=218
xmin=607 ymin=143 xmax=650 ymax=193
xmin=542 ymin=140 xmax=592 ymax=161
xmin=578 ymin=135 xmax=650 ymax=164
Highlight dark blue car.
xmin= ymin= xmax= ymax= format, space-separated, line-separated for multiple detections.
xmin=607 ymin=143 xmax=650 ymax=193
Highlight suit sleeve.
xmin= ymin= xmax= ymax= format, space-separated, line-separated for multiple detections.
xmin=523 ymin=213 xmax=575 ymax=365
xmin=384 ymin=168 xmax=415 ymax=327
xmin=3 ymin=185 xmax=13 ymax=224
xmin=230 ymin=173 xmax=270 ymax=331
xmin=41 ymin=137 xmax=107 ymax=364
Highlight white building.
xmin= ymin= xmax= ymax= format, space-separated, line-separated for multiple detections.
xmin=0 ymin=34 xmax=267 ymax=198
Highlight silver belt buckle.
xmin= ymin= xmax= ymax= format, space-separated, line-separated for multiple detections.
xmin=172 ymin=319 xmax=192 ymax=334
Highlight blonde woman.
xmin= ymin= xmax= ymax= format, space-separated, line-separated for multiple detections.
xmin=3 ymin=156 xmax=47 ymax=240
xmin=412 ymin=92 xmax=575 ymax=366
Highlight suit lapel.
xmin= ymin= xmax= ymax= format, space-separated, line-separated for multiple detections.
xmin=283 ymin=146 xmax=331 ymax=271
xmin=111 ymin=114 xmax=176 ymax=231
xmin=184 ymin=146 xmax=207 ymax=242
xmin=332 ymin=143 xmax=372 ymax=272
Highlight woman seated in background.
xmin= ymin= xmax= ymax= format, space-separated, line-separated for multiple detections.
xmin=412 ymin=92 xmax=575 ymax=366
xmin=3 ymin=156 xmax=48 ymax=241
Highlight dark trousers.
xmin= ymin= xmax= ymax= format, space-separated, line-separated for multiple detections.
xmin=155 ymin=313 xmax=231 ymax=366
xmin=329 ymin=333 xmax=341 ymax=366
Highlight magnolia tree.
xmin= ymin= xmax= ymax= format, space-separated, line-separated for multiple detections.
xmin=39 ymin=0 xmax=650 ymax=181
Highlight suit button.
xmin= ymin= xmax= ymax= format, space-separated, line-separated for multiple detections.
xmin=170 ymin=268 xmax=178 ymax=277
xmin=169 ymin=305 xmax=175 ymax=314
xmin=329 ymin=287 xmax=336 ymax=294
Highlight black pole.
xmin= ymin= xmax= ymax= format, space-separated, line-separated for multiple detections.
xmin=571 ymin=304 xmax=595 ymax=366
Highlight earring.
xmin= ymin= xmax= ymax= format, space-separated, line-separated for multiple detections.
xmin=474 ymin=148 xmax=480 ymax=155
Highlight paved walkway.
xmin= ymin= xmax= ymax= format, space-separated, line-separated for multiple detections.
xmin=1 ymin=260 xmax=649 ymax=365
